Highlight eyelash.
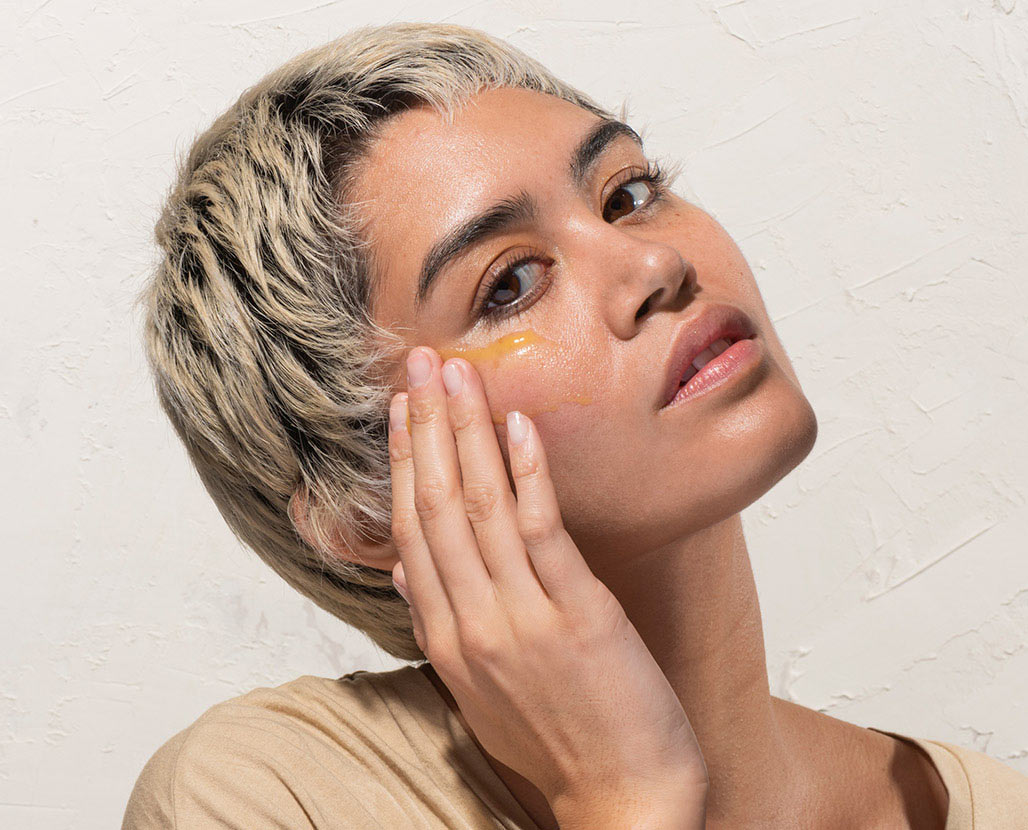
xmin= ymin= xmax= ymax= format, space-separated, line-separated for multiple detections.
xmin=473 ymin=160 xmax=673 ymax=326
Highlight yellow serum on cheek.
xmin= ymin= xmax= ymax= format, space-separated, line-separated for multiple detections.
xmin=436 ymin=329 xmax=593 ymax=425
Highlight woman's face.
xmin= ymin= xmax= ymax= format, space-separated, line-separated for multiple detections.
xmin=355 ymin=86 xmax=817 ymax=564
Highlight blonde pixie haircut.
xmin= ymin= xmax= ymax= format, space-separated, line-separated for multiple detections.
xmin=142 ymin=21 xmax=619 ymax=661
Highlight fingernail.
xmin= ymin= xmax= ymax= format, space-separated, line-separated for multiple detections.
xmin=506 ymin=410 xmax=528 ymax=445
xmin=389 ymin=394 xmax=408 ymax=432
xmin=442 ymin=361 xmax=463 ymax=396
xmin=393 ymin=579 xmax=410 ymax=604
xmin=393 ymin=572 xmax=410 ymax=604
xmin=406 ymin=349 xmax=431 ymax=388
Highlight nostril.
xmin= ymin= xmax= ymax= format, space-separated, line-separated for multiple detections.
xmin=637 ymin=287 xmax=663 ymax=320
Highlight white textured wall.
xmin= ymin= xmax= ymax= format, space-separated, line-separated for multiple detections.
xmin=3 ymin=1 xmax=1026 ymax=827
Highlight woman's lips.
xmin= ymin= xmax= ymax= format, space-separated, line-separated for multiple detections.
xmin=663 ymin=336 xmax=763 ymax=408
xmin=660 ymin=303 xmax=758 ymax=408
xmin=677 ymin=336 xmax=735 ymax=386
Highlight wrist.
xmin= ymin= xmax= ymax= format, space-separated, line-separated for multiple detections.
xmin=550 ymin=785 xmax=708 ymax=830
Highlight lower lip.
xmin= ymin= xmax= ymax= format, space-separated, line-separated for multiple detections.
xmin=663 ymin=337 xmax=763 ymax=409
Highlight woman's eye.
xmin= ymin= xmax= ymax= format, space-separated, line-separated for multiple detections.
xmin=477 ymin=167 xmax=668 ymax=323
xmin=603 ymin=179 xmax=656 ymax=222
xmin=483 ymin=258 xmax=546 ymax=313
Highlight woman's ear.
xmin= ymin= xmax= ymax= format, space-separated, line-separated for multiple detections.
xmin=287 ymin=483 xmax=397 ymax=572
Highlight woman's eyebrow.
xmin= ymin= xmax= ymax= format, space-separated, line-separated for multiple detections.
xmin=414 ymin=117 xmax=643 ymax=312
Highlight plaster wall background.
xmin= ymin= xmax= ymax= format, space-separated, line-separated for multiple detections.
xmin=2 ymin=1 xmax=1026 ymax=827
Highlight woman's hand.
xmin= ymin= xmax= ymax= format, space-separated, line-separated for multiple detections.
xmin=388 ymin=346 xmax=708 ymax=829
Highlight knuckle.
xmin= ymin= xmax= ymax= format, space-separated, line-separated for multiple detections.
xmin=511 ymin=450 xmax=544 ymax=480
xmin=390 ymin=514 xmax=420 ymax=550
xmin=518 ymin=511 xmax=557 ymax=547
xmin=414 ymin=478 xmax=455 ymax=521
xmin=406 ymin=396 xmax=441 ymax=427
xmin=565 ymin=579 xmax=616 ymax=633
xmin=448 ymin=405 xmax=476 ymax=435
xmin=462 ymin=483 xmax=501 ymax=524
xmin=456 ymin=618 xmax=498 ymax=663
xmin=389 ymin=438 xmax=410 ymax=463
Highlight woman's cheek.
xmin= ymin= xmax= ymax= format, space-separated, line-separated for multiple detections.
xmin=480 ymin=359 xmax=592 ymax=435
xmin=482 ymin=361 xmax=595 ymax=513
xmin=439 ymin=327 xmax=593 ymax=432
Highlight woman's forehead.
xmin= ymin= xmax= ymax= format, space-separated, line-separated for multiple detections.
xmin=370 ymin=86 xmax=595 ymax=166
xmin=358 ymin=88 xmax=599 ymax=223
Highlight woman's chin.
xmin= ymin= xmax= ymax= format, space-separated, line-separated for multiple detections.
xmin=667 ymin=387 xmax=819 ymax=540
xmin=721 ymin=388 xmax=819 ymax=519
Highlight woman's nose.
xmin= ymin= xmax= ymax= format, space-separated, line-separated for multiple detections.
xmin=600 ymin=234 xmax=696 ymax=339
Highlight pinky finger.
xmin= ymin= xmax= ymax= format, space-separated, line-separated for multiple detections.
xmin=505 ymin=411 xmax=597 ymax=607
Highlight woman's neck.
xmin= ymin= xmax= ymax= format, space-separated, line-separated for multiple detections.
xmin=594 ymin=513 xmax=948 ymax=827
xmin=597 ymin=514 xmax=801 ymax=822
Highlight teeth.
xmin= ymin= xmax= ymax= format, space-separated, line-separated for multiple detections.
xmin=692 ymin=338 xmax=733 ymax=371
xmin=709 ymin=338 xmax=732 ymax=356
xmin=678 ymin=338 xmax=735 ymax=388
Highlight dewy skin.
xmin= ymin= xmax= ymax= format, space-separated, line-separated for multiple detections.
xmin=405 ymin=329 xmax=593 ymax=429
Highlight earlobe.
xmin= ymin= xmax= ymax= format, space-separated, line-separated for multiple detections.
xmin=288 ymin=481 xmax=398 ymax=572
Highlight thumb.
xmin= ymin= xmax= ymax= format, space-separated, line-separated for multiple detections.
xmin=392 ymin=562 xmax=410 ymax=604
xmin=392 ymin=562 xmax=427 ymax=654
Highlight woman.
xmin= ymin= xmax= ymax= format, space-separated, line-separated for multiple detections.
xmin=123 ymin=21 xmax=1028 ymax=829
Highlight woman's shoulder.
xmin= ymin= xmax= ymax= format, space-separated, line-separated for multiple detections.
xmin=122 ymin=664 xmax=533 ymax=829
xmin=157 ymin=664 xmax=438 ymax=740
xmin=868 ymin=726 xmax=1028 ymax=829
xmin=126 ymin=666 xmax=433 ymax=775
xmin=121 ymin=667 xmax=422 ymax=829
xmin=122 ymin=673 xmax=325 ymax=828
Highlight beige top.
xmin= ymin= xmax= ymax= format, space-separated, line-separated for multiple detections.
xmin=122 ymin=665 xmax=1028 ymax=829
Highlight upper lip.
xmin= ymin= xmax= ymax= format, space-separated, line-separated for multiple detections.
xmin=659 ymin=303 xmax=757 ymax=408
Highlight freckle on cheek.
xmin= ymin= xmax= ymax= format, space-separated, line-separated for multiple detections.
xmin=437 ymin=328 xmax=594 ymax=424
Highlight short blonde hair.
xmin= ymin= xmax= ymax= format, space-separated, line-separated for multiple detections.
xmin=141 ymin=21 xmax=617 ymax=661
